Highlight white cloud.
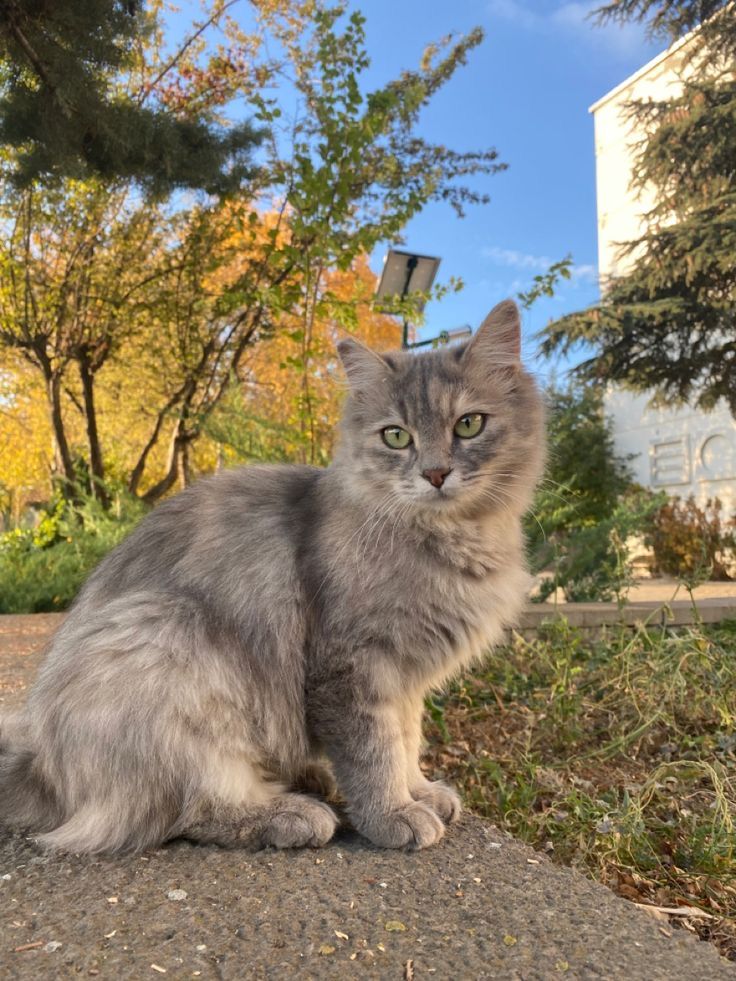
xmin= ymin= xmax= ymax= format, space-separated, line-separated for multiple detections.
xmin=487 ymin=0 xmax=538 ymax=29
xmin=483 ymin=245 xmax=552 ymax=270
xmin=569 ymin=262 xmax=597 ymax=281
xmin=483 ymin=245 xmax=598 ymax=283
xmin=487 ymin=0 xmax=651 ymax=59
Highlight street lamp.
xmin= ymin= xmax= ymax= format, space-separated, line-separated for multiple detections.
xmin=408 ymin=324 xmax=473 ymax=349
xmin=375 ymin=248 xmax=441 ymax=348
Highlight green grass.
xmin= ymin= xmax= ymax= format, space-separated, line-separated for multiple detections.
xmin=424 ymin=616 xmax=736 ymax=960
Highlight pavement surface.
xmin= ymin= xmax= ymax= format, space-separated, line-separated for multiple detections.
xmin=1 ymin=614 xmax=733 ymax=980
xmin=542 ymin=577 xmax=736 ymax=606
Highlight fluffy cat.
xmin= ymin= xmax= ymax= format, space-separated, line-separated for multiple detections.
xmin=0 ymin=299 xmax=545 ymax=855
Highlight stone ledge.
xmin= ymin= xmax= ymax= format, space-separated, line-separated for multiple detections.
xmin=513 ymin=597 xmax=736 ymax=637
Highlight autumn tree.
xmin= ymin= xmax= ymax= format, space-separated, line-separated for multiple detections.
xmin=0 ymin=182 xmax=173 ymax=502
xmin=206 ymin=255 xmax=402 ymax=466
xmin=0 ymin=1 xmax=503 ymax=504
xmin=540 ymin=1 xmax=736 ymax=413
xmin=0 ymin=353 xmax=50 ymax=523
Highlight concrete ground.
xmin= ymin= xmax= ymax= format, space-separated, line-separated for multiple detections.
xmin=622 ymin=578 xmax=736 ymax=602
xmin=1 ymin=615 xmax=733 ymax=980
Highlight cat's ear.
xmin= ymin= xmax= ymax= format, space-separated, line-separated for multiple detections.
xmin=462 ymin=299 xmax=521 ymax=367
xmin=337 ymin=337 xmax=393 ymax=389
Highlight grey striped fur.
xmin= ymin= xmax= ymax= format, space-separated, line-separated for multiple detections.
xmin=0 ymin=299 xmax=544 ymax=854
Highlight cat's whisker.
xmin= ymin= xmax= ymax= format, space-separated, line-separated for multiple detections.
xmin=389 ymin=499 xmax=414 ymax=555
xmin=357 ymin=495 xmax=400 ymax=566
xmin=306 ymin=493 xmax=398 ymax=609
xmin=479 ymin=487 xmax=519 ymax=523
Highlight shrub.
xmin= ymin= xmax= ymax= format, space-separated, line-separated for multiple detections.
xmin=536 ymin=489 xmax=664 ymax=603
xmin=526 ymin=382 xmax=653 ymax=602
xmin=646 ymin=496 xmax=735 ymax=582
xmin=0 ymin=489 xmax=146 ymax=613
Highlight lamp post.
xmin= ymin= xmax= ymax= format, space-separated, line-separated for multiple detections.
xmin=375 ymin=248 xmax=441 ymax=348
xmin=408 ymin=325 xmax=473 ymax=349
xmin=374 ymin=248 xmax=473 ymax=350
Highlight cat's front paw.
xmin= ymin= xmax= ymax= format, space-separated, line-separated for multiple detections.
xmin=361 ymin=801 xmax=445 ymax=850
xmin=412 ymin=780 xmax=462 ymax=824
xmin=261 ymin=797 xmax=338 ymax=849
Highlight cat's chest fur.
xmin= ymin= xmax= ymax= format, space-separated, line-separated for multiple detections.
xmin=315 ymin=508 xmax=528 ymax=692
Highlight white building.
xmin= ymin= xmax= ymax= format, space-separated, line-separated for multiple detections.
xmin=591 ymin=34 xmax=735 ymax=508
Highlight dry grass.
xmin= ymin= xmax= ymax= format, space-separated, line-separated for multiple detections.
xmin=423 ymin=616 xmax=736 ymax=961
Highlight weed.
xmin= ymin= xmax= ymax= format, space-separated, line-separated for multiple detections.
xmin=424 ymin=617 xmax=736 ymax=960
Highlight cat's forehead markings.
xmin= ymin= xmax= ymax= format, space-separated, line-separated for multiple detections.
xmin=454 ymin=387 xmax=476 ymax=412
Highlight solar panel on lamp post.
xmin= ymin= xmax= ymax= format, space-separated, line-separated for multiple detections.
xmin=375 ymin=248 xmax=441 ymax=349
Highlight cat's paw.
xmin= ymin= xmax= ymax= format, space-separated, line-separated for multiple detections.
xmin=362 ymin=801 xmax=445 ymax=850
xmin=412 ymin=780 xmax=462 ymax=824
xmin=262 ymin=797 xmax=338 ymax=849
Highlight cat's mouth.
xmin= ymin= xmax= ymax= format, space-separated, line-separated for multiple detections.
xmin=415 ymin=483 xmax=457 ymax=505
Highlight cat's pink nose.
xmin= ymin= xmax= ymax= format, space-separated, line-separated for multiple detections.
xmin=422 ymin=467 xmax=451 ymax=488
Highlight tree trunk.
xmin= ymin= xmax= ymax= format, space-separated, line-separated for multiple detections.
xmin=47 ymin=373 xmax=77 ymax=496
xmin=141 ymin=422 xmax=188 ymax=504
xmin=128 ymin=404 xmax=170 ymax=496
xmin=180 ymin=438 xmax=192 ymax=490
xmin=78 ymin=352 xmax=108 ymax=506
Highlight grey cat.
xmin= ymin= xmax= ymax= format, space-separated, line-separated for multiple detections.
xmin=0 ymin=299 xmax=544 ymax=855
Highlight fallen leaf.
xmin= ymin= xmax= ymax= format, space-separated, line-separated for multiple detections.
xmin=318 ymin=944 xmax=336 ymax=955
xmin=385 ymin=921 xmax=407 ymax=932
xmin=405 ymin=959 xmax=415 ymax=981
xmin=555 ymin=960 xmax=569 ymax=972
xmin=634 ymin=904 xmax=713 ymax=919
xmin=334 ymin=930 xmax=349 ymax=940
xmin=104 ymin=930 xmax=117 ymax=939
xmin=503 ymin=934 xmax=518 ymax=946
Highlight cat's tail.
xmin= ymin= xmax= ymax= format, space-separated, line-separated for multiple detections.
xmin=0 ymin=714 xmax=61 ymax=834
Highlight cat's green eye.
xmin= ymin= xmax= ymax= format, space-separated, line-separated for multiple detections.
xmin=382 ymin=426 xmax=412 ymax=449
xmin=454 ymin=413 xmax=485 ymax=439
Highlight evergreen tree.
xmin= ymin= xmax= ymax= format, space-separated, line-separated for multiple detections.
xmin=0 ymin=0 xmax=261 ymax=194
xmin=540 ymin=1 xmax=736 ymax=414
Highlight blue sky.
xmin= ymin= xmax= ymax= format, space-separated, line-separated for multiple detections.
xmin=169 ymin=1 xmax=665 ymax=374
xmin=354 ymin=0 xmax=663 ymax=371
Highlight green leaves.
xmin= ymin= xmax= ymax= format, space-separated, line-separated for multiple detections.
xmin=541 ymin=4 xmax=736 ymax=414
xmin=0 ymin=1 xmax=263 ymax=194
xmin=518 ymin=255 xmax=573 ymax=310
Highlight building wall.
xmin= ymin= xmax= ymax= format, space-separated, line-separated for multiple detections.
xmin=591 ymin=35 xmax=734 ymax=507
xmin=606 ymin=388 xmax=736 ymax=508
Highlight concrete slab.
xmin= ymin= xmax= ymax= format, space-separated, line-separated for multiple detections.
xmin=1 ymin=817 xmax=732 ymax=980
